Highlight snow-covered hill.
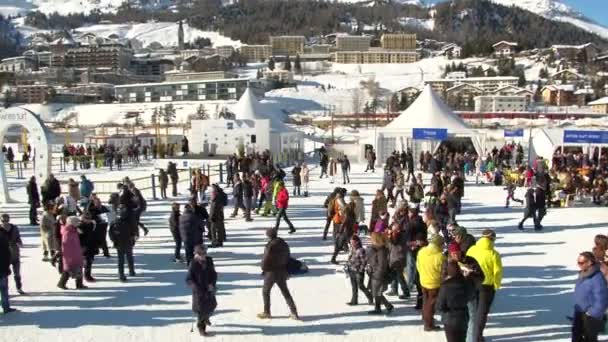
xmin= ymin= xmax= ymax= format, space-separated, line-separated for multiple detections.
xmin=489 ymin=0 xmax=608 ymax=40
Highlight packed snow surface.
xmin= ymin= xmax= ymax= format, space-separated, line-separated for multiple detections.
xmin=0 ymin=161 xmax=604 ymax=341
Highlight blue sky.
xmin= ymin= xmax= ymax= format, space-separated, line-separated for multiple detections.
xmin=562 ymin=0 xmax=608 ymax=26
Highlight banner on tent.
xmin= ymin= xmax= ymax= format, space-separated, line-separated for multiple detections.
xmin=412 ymin=128 xmax=447 ymax=141
xmin=563 ymin=130 xmax=608 ymax=144
xmin=504 ymin=129 xmax=524 ymax=138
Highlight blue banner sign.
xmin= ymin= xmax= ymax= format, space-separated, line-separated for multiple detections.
xmin=563 ymin=130 xmax=608 ymax=144
xmin=504 ymin=129 xmax=524 ymax=138
xmin=412 ymin=128 xmax=448 ymax=141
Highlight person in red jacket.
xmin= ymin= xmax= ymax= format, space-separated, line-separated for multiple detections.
xmin=275 ymin=182 xmax=296 ymax=234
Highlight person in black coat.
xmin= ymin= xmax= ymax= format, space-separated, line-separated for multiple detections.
xmin=0 ymin=230 xmax=16 ymax=313
xmin=41 ymin=174 xmax=61 ymax=206
xmin=243 ymin=179 xmax=254 ymax=222
xmin=230 ymin=176 xmax=245 ymax=218
xmin=167 ymin=162 xmax=179 ymax=197
xmin=86 ymin=196 xmax=110 ymax=258
xmin=257 ymin=228 xmax=299 ymax=320
xmin=186 ymin=245 xmax=217 ymax=336
xmin=169 ymin=202 xmax=182 ymax=262
xmin=109 ymin=204 xmax=137 ymax=282
xmin=26 ymin=176 xmax=40 ymax=225
xmin=78 ymin=213 xmax=99 ymax=283
xmin=291 ymin=165 xmax=302 ymax=196
xmin=341 ymin=156 xmax=351 ymax=184
xmin=518 ymin=188 xmax=538 ymax=231
xmin=535 ymin=185 xmax=547 ymax=230
xmin=436 ymin=260 xmax=475 ymax=342
xmin=180 ymin=204 xmax=204 ymax=265
xmin=367 ymin=232 xmax=394 ymax=315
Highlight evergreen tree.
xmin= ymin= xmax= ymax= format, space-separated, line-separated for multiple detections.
xmin=195 ymin=104 xmax=209 ymax=120
xmin=486 ymin=68 xmax=497 ymax=77
xmin=399 ymin=94 xmax=409 ymax=111
xmin=162 ymin=103 xmax=177 ymax=133
xmin=539 ymin=67 xmax=549 ymax=79
xmin=268 ymin=57 xmax=275 ymax=71
xmin=284 ymin=55 xmax=292 ymax=71
xmin=294 ymin=54 xmax=302 ymax=74
xmin=389 ymin=93 xmax=399 ymax=112
xmin=517 ymin=70 xmax=527 ymax=87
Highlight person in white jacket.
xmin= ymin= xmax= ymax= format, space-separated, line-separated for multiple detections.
xmin=300 ymin=164 xmax=310 ymax=197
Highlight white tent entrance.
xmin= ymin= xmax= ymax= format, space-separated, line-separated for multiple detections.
xmin=0 ymin=107 xmax=52 ymax=203
xmin=371 ymin=85 xmax=484 ymax=164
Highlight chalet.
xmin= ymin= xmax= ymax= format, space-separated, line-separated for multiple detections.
xmin=494 ymin=85 xmax=534 ymax=104
xmin=552 ymin=43 xmax=600 ymax=62
xmin=446 ymin=83 xmax=484 ymax=110
xmin=492 ymin=41 xmax=518 ymax=57
xmin=541 ymin=84 xmax=577 ymax=106
xmin=551 ymin=69 xmax=585 ymax=83
xmin=588 ymin=97 xmax=608 ymax=114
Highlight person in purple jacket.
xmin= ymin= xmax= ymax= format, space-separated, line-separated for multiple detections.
xmin=572 ymin=251 xmax=608 ymax=342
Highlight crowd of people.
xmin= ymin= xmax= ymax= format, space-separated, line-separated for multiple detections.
xmin=2 ymin=142 xmax=608 ymax=341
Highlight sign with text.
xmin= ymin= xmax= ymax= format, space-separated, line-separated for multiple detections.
xmin=563 ymin=130 xmax=608 ymax=144
xmin=504 ymin=129 xmax=524 ymax=138
xmin=412 ymin=128 xmax=448 ymax=141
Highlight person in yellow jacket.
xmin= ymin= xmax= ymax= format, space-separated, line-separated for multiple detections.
xmin=416 ymin=235 xmax=446 ymax=331
xmin=466 ymin=229 xmax=503 ymax=342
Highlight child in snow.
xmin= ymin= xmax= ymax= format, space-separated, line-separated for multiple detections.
xmin=504 ymin=180 xmax=523 ymax=208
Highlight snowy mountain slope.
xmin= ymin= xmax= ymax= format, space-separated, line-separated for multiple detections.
xmin=0 ymin=0 xmax=127 ymax=16
xmin=14 ymin=21 xmax=242 ymax=49
xmin=489 ymin=0 xmax=608 ymax=40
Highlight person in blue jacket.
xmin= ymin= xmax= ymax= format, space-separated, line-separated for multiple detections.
xmin=572 ymin=251 xmax=608 ymax=342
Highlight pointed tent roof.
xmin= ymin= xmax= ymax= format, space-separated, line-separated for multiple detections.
xmin=386 ymin=84 xmax=471 ymax=132
xmin=232 ymin=88 xmax=296 ymax=134
xmin=233 ymin=88 xmax=264 ymax=121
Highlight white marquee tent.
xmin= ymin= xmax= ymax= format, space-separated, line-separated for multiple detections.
xmin=368 ymin=85 xmax=484 ymax=163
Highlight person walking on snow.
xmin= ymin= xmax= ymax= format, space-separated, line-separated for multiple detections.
xmin=518 ymin=188 xmax=538 ymax=231
xmin=341 ymin=156 xmax=351 ymax=184
xmin=300 ymin=163 xmax=310 ymax=197
xmin=257 ymin=228 xmax=299 ymax=320
xmin=275 ymin=182 xmax=296 ymax=234
xmin=186 ymin=245 xmax=217 ymax=336
xmin=0 ymin=229 xmax=16 ymax=314
xmin=504 ymin=180 xmax=523 ymax=208
xmin=0 ymin=214 xmax=24 ymax=295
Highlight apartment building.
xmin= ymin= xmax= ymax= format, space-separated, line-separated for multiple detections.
xmin=15 ymin=84 xmax=52 ymax=103
xmin=474 ymin=95 xmax=528 ymax=112
xmin=336 ymin=35 xmax=371 ymax=51
xmin=426 ymin=76 xmax=519 ymax=95
xmin=165 ymin=71 xmax=238 ymax=82
xmin=0 ymin=56 xmax=37 ymax=72
xmin=270 ymin=36 xmax=305 ymax=56
xmin=52 ymin=44 xmax=133 ymax=70
xmin=334 ymin=50 xmax=417 ymax=64
xmin=115 ymin=78 xmax=263 ymax=103
xmin=240 ymin=45 xmax=272 ymax=62
xmin=380 ymin=33 xmax=416 ymax=51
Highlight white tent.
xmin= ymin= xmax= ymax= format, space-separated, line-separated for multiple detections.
xmin=229 ymin=87 xmax=303 ymax=154
xmin=371 ymin=85 xmax=484 ymax=163
xmin=530 ymin=128 xmax=608 ymax=167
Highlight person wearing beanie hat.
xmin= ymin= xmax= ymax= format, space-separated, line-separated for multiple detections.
xmin=453 ymin=226 xmax=477 ymax=254
xmin=466 ymin=229 xmax=503 ymax=342
xmin=186 ymin=244 xmax=217 ymax=336
xmin=416 ymin=232 xmax=446 ymax=331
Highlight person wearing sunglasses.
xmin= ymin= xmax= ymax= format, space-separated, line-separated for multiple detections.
xmin=572 ymin=251 xmax=608 ymax=342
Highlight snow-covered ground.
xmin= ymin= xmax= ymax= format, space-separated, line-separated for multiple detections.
xmin=0 ymin=161 xmax=604 ymax=341
xmin=14 ymin=21 xmax=242 ymax=49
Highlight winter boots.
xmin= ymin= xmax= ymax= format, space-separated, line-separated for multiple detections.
xmin=57 ymin=273 xmax=69 ymax=290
